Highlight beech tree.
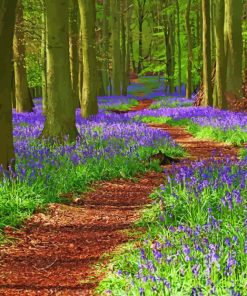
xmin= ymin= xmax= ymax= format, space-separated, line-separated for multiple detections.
xmin=69 ymin=0 xmax=80 ymax=109
xmin=110 ymin=0 xmax=121 ymax=95
xmin=202 ymin=0 xmax=212 ymax=106
xmin=225 ymin=0 xmax=243 ymax=99
xmin=185 ymin=0 xmax=192 ymax=99
xmin=214 ymin=0 xmax=227 ymax=109
xmin=0 ymin=0 xmax=17 ymax=172
xmin=78 ymin=0 xmax=98 ymax=118
xmin=14 ymin=0 xmax=33 ymax=113
xmin=41 ymin=0 xmax=78 ymax=140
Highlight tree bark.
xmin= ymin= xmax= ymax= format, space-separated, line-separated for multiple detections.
xmin=78 ymin=0 xmax=98 ymax=118
xmin=13 ymin=0 xmax=33 ymax=113
xmin=69 ymin=0 xmax=80 ymax=109
xmin=137 ymin=0 xmax=146 ymax=73
xmin=41 ymin=1 xmax=48 ymax=115
xmin=185 ymin=0 xmax=192 ymax=99
xmin=102 ymin=0 xmax=110 ymax=95
xmin=175 ymin=0 xmax=182 ymax=95
xmin=0 ymin=0 xmax=17 ymax=172
xmin=110 ymin=0 xmax=121 ymax=95
xmin=42 ymin=0 xmax=78 ymax=141
xmin=225 ymin=0 xmax=243 ymax=99
xmin=214 ymin=0 xmax=227 ymax=109
xmin=121 ymin=0 xmax=127 ymax=96
xmin=202 ymin=0 xmax=212 ymax=106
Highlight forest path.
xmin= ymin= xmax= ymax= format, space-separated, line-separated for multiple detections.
xmin=0 ymin=100 xmax=239 ymax=296
xmin=147 ymin=123 xmax=239 ymax=159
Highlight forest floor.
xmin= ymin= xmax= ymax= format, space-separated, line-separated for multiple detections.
xmin=0 ymin=100 xmax=240 ymax=296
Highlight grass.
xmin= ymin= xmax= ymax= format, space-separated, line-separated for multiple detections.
xmin=96 ymin=158 xmax=247 ymax=295
xmin=104 ymin=99 xmax=139 ymax=111
xmin=0 ymin=139 xmax=184 ymax=237
xmin=149 ymin=97 xmax=193 ymax=109
xmin=135 ymin=115 xmax=247 ymax=146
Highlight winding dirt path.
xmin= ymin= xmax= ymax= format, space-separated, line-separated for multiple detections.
xmin=147 ymin=123 xmax=239 ymax=160
xmin=0 ymin=99 xmax=240 ymax=296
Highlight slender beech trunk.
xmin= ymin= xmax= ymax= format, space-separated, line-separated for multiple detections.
xmin=41 ymin=2 xmax=48 ymax=115
xmin=214 ymin=0 xmax=226 ymax=109
xmin=78 ymin=30 xmax=83 ymax=103
xmin=124 ymin=0 xmax=132 ymax=92
xmin=185 ymin=0 xmax=192 ymax=99
xmin=225 ymin=0 xmax=243 ymax=99
xmin=110 ymin=0 xmax=121 ymax=95
xmin=69 ymin=0 xmax=80 ymax=108
xmin=121 ymin=0 xmax=127 ymax=95
xmin=78 ymin=0 xmax=98 ymax=118
xmin=137 ymin=0 xmax=146 ymax=73
xmin=13 ymin=0 xmax=33 ymax=113
xmin=175 ymin=0 xmax=182 ymax=95
xmin=102 ymin=0 xmax=110 ymax=95
xmin=166 ymin=17 xmax=175 ymax=94
xmin=42 ymin=0 xmax=78 ymax=140
xmin=0 ymin=0 xmax=17 ymax=172
xmin=130 ymin=32 xmax=136 ymax=73
xmin=202 ymin=0 xmax=212 ymax=106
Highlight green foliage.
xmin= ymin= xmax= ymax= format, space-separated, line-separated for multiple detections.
xmin=104 ymin=99 xmax=139 ymax=111
xmin=25 ymin=53 xmax=42 ymax=88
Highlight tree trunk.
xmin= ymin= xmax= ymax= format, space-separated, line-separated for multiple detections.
xmin=0 ymin=0 xmax=17 ymax=172
xmin=185 ymin=0 xmax=192 ymax=99
xmin=102 ymin=0 xmax=110 ymax=95
xmin=214 ymin=0 xmax=227 ymax=109
xmin=124 ymin=0 xmax=132 ymax=93
xmin=110 ymin=0 xmax=121 ymax=95
xmin=225 ymin=0 xmax=243 ymax=99
xmin=121 ymin=0 xmax=127 ymax=96
xmin=175 ymin=0 xmax=182 ymax=95
xmin=42 ymin=0 xmax=78 ymax=140
xmin=78 ymin=0 xmax=98 ymax=118
xmin=41 ymin=1 xmax=48 ymax=115
xmin=69 ymin=0 xmax=80 ymax=109
xmin=13 ymin=0 xmax=33 ymax=113
xmin=202 ymin=0 xmax=212 ymax=106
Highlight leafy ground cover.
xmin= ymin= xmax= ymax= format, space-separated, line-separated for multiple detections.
xmin=0 ymin=95 xmax=184 ymax=235
xmin=149 ymin=97 xmax=194 ymax=109
xmin=99 ymin=96 xmax=139 ymax=111
xmin=97 ymin=157 xmax=247 ymax=296
xmin=133 ymin=106 xmax=247 ymax=146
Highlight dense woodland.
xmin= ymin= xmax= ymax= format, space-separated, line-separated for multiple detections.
xmin=0 ymin=1 xmax=247 ymax=295
xmin=0 ymin=0 xmax=246 ymax=171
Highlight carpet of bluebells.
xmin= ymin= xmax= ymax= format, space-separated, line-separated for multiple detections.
xmin=0 ymin=80 xmax=184 ymax=229
xmin=1 ymin=77 xmax=247 ymax=294
xmin=98 ymin=157 xmax=247 ymax=295
xmin=133 ymin=106 xmax=247 ymax=146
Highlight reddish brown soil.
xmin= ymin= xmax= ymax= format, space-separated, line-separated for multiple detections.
xmin=109 ymin=98 xmax=153 ymax=114
xmin=0 ymin=100 xmax=240 ymax=296
xmin=147 ymin=123 xmax=239 ymax=159
xmin=0 ymin=173 xmax=164 ymax=296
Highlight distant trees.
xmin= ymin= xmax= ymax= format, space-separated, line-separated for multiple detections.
xmin=0 ymin=0 xmax=17 ymax=172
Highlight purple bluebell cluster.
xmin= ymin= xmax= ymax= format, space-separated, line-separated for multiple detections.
xmin=109 ymin=157 xmax=246 ymax=295
xmin=9 ymin=96 xmax=180 ymax=182
xmin=133 ymin=106 xmax=247 ymax=132
xmin=133 ymin=107 xmax=247 ymax=131
xmin=150 ymin=96 xmax=194 ymax=109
